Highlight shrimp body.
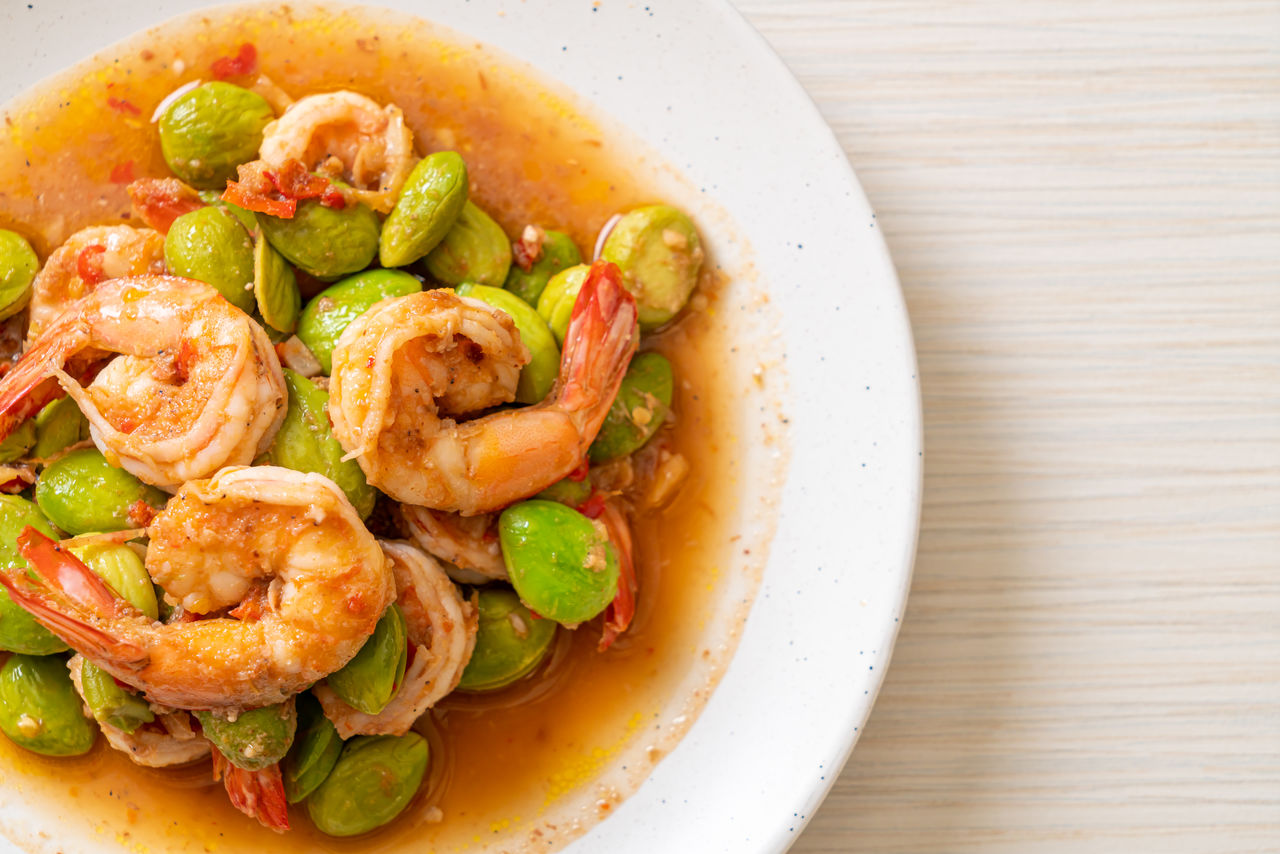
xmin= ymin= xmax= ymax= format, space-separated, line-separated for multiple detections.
xmin=330 ymin=261 xmax=639 ymax=516
xmin=26 ymin=225 xmax=166 ymax=343
xmin=67 ymin=655 xmax=210 ymax=768
xmin=0 ymin=276 xmax=285 ymax=489
xmin=0 ymin=466 xmax=395 ymax=710
xmin=258 ymin=91 xmax=415 ymax=213
xmin=314 ymin=541 xmax=477 ymax=738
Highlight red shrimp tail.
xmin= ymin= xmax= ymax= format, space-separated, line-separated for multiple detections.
xmin=0 ymin=338 xmax=71 ymax=441
xmin=212 ymin=751 xmax=290 ymax=832
xmin=18 ymin=527 xmax=118 ymax=614
xmin=558 ymin=260 xmax=639 ymax=445
xmin=0 ymin=528 xmax=148 ymax=666
xmin=597 ymin=499 xmax=637 ymax=652
xmin=0 ymin=568 xmax=146 ymax=667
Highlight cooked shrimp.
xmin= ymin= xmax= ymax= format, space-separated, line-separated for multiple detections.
xmin=313 ymin=541 xmax=477 ymax=738
xmin=0 ymin=466 xmax=395 ymax=710
xmin=596 ymin=497 xmax=638 ymax=651
xmin=330 ymin=260 xmax=639 ymax=516
xmin=399 ymin=504 xmax=507 ymax=583
xmin=0 ymin=276 xmax=286 ymax=489
xmin=26 ymin=225 xmax=166 ymax=342
xmin=67 ymin=654 xmax=210 ymax=768
xmin=408 ymin=492 xmax=637 ymax=650
xmin=212 ymin=752 xmax=289 ymax=832
xmin=258 ymin=90 xmax=415 ymax=213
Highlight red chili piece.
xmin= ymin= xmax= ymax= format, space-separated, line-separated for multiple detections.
xmin=512 ymin=228 xmax=545 ymax=272
xmin=265 ymin=160 xmax=330 ymax=200
xmin=222 ymin=158 xmax=345 ymax=219
xmin=106 ymin=97 xmax=141 ymax=116
xmin=211 ymin=43 xmax=258 ymax=79
xmin=108 ymin=161 xmax=135 ymax=184
xmin=127 ymin=177 xmax=206 ymax=234
xmin=76 ymin=245 xmax=107 ymax=285
xmin=222 ymin=181 xmax=296 ymax=218
xmin=125 ymin=500 xmax=158 ymax=529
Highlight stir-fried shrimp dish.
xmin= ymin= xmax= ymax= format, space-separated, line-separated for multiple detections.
xmin=0 ymin=19 xmax=713 ymax=843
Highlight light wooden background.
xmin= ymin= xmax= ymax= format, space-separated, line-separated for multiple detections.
xmin=732 ymin=2 xmax=1280 ymax=851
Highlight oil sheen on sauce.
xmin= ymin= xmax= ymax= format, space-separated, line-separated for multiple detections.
xmin=0 ymin=6 xmax=745 ymax=853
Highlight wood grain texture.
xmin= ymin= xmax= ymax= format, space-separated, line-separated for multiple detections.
xmin=732 ymin=1 xmax=1280 ymax=851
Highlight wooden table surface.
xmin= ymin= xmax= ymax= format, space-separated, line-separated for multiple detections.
xmin=732 ymin=2 xmax=1280 ymax=851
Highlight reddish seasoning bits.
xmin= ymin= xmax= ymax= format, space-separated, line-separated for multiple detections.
xmin=76 ymin=244 xmax=107 ymax=284
xmin=211 ymin=42 xmax=258 ymax=79
xmin=106 ymin=97 xmax=141 ymax=116
xmin=109 ymin=161 xmax=135 ymax=184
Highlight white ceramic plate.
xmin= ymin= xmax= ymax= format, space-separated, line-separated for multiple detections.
xmin=0 ymin=2 xmax=920 ymax=852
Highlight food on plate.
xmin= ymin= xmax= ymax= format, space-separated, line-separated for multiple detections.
xmin=422 ymin=199 xmax=513 ymax=287
xmin=600 ymin=204 xmax=704 ymax=330
xmin=505 ymin=227 xmax=583 ymax=306
xmin=0 ymin=14 xmax=718 ymax=845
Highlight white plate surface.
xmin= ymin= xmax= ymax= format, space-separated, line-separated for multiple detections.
xmin=0 ymin=2 xmax=921 ymax=852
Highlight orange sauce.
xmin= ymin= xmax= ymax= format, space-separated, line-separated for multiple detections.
xmin=0 ymin=5 xmax=744 ymax=852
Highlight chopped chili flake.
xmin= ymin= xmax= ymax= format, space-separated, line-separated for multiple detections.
xmin=321 ymin=186 xmax=346 ymax=210
xmin=128 ymin=176 xmax=205 ymax=234
xmin=265 ymin=160 xmax=330 ymax=200
xmin=76 ymin=245 xmax=107 ymax=285
xmin=211 ymin=42 xmax=257 ymax=79
xmin=577 ymin=491 xmax=607 ymax=519
xmin=108 ymin=161 xmax=135 ymax=184
xmin=266 ymin=160 xmax=345 ymax=207
xmin=125 ymin=499 xmax=158 ymax=528
xmin=172 ymin=338 xmax=198 ymax=385
xmin=228 ymin=586 xmax=269 ymax=621
xmin=106 ymin=96 xmax=141 ymax=116
xmin=568 ymin=459 xmax=590 ymax=482
xmin=0 ymin=468 xmax=35 ymax=494
xmin=513 ymin=224 xmax=546 ymax=272
xmin=222 ymin=181 xmax=296 ymax=218
xmin=222 ymin=158 xmax=344 ymax=219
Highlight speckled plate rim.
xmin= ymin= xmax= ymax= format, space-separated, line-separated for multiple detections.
xmin=0 ymin=1 xmax=922 ymax=852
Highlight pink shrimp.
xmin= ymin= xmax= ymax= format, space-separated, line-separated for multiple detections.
xmin=0 ymin=467 xmax=394 ymax=710
xmin=329 ymin=260 xmax=639 ymax=516
xmin=0 ymin=276 xmax=285 ymax=490
xmin=313 ymin=541 xmax=477 ymax=738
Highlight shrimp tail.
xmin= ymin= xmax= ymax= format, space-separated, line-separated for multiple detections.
xmin=0 ymin=527 xmax=149 ymax=666
xmin=211 ymin=751 xmax=291 ymax=832
xmin=0 ymin=336 xmax=68 ymax=440
xmin=17 ymin=527 xmax=120 ymax=614
xmin=558 ymin=260 xmax=639 ymax=444
xmin=0 ymin=317 xmax=101 ymax=441
xmin=596 ymin=499 xmax=637 ymax=651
